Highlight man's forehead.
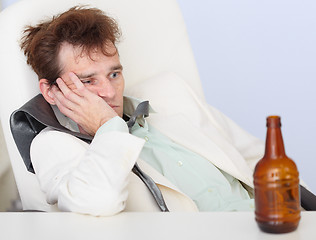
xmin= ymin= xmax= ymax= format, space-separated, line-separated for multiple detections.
xmin=58 ymin=42 xmax=119 ymax=73
xmin=59 ymin=41 xmax=117 ymax=61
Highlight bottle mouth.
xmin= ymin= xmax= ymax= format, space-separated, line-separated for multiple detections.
xmin=266 ymin=115 xmax=281 ymax=127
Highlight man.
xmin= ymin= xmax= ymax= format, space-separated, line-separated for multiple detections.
xmin=16 ymin=6 xmax=265 ymax=216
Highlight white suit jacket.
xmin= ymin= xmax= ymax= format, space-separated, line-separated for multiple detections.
xmin=125 ymin=72 xmax=265 ymax=210
xmin=30 ymin=72 xmax=264 ymax=215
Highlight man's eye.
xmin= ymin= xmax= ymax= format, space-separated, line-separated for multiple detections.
xmin=110 ymin=72 xmax=120 ymax=79
xmin=81 ymin=79 xmax=92 ymax=85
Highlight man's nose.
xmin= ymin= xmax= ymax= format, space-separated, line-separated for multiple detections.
xmin=97 ymin=79 xmax=116 ymax=99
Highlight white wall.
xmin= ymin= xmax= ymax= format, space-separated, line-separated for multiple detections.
xmin=177 ymin=0 xmax=316 ymax=193
xmin=1 ymin=0 xmax=315 ymax=193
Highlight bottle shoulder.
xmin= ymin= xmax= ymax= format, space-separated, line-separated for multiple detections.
xmin=253 ymin=156 xmax=299 ymax=180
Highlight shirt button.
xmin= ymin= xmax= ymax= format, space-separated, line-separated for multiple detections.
xmin=144 ymin=136 xmax=149 ymax=142
xmin=177 ymin=161 xmax=183 ymax=167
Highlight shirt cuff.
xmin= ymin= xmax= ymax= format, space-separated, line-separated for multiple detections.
xmin=95 ymin=116 xmax=129 ymax=137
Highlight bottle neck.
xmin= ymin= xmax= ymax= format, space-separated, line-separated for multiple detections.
xmin=264 ymin=116 xmax=286 ymax=159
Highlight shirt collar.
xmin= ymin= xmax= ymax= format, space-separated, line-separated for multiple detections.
xmin=123 ymin=96 xmax=155 ymax=117
xmin=124 ymin=96 xmax=155 ymax=130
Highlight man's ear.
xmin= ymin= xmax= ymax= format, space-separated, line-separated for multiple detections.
xmin=39 ymin=79 xmax=55 ymax=105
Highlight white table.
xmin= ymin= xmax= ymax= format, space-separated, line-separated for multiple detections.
xmin=1 ymin=211 xmax=315 ymax=240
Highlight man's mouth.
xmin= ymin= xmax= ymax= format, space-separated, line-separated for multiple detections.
xmin=109 ymin=104 xmax=118 ymax=109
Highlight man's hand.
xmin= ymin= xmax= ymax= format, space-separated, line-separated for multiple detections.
xmin=50 ymin=72 xmax=118 ymax=136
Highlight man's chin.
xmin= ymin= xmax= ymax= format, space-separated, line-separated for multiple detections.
xmin=113 ymin=108 xmax=123 ymax=118
xmin=117 ymin=112 xmax=124 ymax=118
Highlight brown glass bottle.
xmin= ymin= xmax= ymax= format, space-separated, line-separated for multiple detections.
xmin=253 ymin=116 xmax=300 ymax=233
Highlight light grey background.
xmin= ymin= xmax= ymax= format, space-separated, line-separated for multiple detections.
xmin=177 ymin=0 xmax=316 ymax=193
xmin=1 ymin=0 xmax=316 ymax=193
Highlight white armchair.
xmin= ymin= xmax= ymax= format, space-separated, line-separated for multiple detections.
xmin=0 ymin=0 xmax=203 ymax=211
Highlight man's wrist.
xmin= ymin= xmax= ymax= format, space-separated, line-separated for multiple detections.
xmin=95 ymin=116 xmax=129 ymax=137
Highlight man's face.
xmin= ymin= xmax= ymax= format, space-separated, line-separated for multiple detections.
xmin=57 ymin=42 xmax=125 ymax=117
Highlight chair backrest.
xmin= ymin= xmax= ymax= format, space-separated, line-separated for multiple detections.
xmin=0 ymin=0 xmax=202 ymax=211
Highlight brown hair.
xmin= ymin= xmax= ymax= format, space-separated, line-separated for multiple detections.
xmin=20 ymin=6 xmax=121 ymax=85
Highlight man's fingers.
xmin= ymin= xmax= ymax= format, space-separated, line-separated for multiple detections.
xmin=56 ymin=78 xmax=73 ymax=98
xmin=52 ymin=91 xmax=77 ymax=120
xmin=51 ymin=84 xmax=77 ymax=111
xmin=56 ymin=77 xmax=82 ymax=103
xmin=68 ymin=72 xmax=87 ymax=96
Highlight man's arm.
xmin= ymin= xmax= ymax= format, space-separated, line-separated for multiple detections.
xmin=30 ymin=118 xmax=145 ymax=216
